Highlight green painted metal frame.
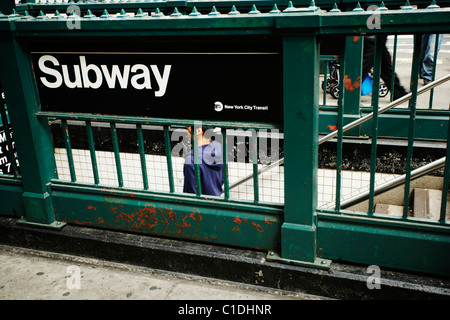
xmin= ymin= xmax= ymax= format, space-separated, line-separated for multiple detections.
xmin=14 ymin=0 xmax=450 ymax=16
xmin=367 ymin=36 xmax=383 ymax=215
xmin=318 ymin=6 xmax=450 ymax=141
xmin=282 ymin=34 xmax=320 ymax=264
xmin=402 ymin=34 xmax=422 ymax=217
xmin=317 ymin=211 xmax=450 ymax=277
xmin=49 ymin=182 xmax=282 ymax=250
xmin=13 ymin=2 xmax=450 ymax=141
xmin=0 ymin=2 xmax=449 ymax=276
xmin=319 ymin=110 xmax=450 ymax=140
xmin=0 ymin=24 xmax=58 ymax=226
xmin=37 ymin=113 xmax=285 ymax=250
xmin=9 ymin=1 xmax=450 ymax=143
xmin=0 ymin=176 xmax=24 ymax=218
xmin=9 ymin=2 xmax=450 ymax=140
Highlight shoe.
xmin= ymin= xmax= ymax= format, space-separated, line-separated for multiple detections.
xmin=393 ymin=88 xmax=408 ymax=101
xmin=423 ymin=78 xmax=431 ymax=85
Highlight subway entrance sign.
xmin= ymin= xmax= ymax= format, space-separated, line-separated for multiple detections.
xmin=31 ymin=48 xmax=282 ymax=124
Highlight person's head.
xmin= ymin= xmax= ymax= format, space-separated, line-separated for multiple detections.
xmin=187 ymin=126 xmax=213 ymax=138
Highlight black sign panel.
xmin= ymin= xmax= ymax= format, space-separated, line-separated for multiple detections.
xmin=31 ymin=52 xmax=282 ymax=124
xmin=0 ymin=125 xmax=19 ymax=175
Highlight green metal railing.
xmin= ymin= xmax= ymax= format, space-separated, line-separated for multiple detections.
xmin=320 ymin=34 xmax=449 ymax=140
xmin=0 ymin=1 xmax=450 ymax=277
xmin=40 ymin=112 xmax=281 ymax=205
xmin=321 ymin=33 xmax=444 ymax=107
xmin=319 ymin=35 xmax=450 ymax=217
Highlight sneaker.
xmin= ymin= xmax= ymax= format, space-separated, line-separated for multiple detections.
xmin=423 ymin=78 xmax=431 ymax=85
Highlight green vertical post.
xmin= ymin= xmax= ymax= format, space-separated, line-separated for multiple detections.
xmin=137 ymin=124 xmax=149 ymax=191
xmin=222 ymin=128 xmax=230 ymax=200
xmin=368 ymin=36 xmax=383 ymax=215
xmin=440 ymin=115 xmax=450 ymax=223
xmin=85 ymin=120 xmax=100 ymax=185
xmin=193 ymin=123 xmax=202 ymax=196
xmin=341 ymin=35 xmax=363 ymax=135
xmin=335 ymin=44 xmax=347 ymax=211
xmin=322 ymin=59 xmax=328 ymax=106
xmin=428 ymin=33 xmax=440 ymax=109
xmin=390 ymin=35 xmax=398 ymax=102
xmin=281 ymin=35 xmax=319 ymax=264
xmin=110 ymin=122 xmax=123 ymax=188
xmin=61 ymin=119 xmax=76 ymax=183
xmin=402 ymin=34 xmax=422 ymax=218
xmin=163 ymin=125 xmax=175 ymax=193
xmin=251 ymin=129 xmax=259 ymax=203
xmin=0 ymin=35 xmax=62 ymax=227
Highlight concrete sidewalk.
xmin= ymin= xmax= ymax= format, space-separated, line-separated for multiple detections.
xmin=0 ymin=244 xmax=324 ymax=300
xmin=2 ymin=217 xmax=449 ymax=300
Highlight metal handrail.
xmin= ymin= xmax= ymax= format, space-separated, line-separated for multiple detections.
xmin=319 ymin=73 xmax=450 ymax=145
xmin=340 ymin=157 xmax=446 ymax=209
xmin=229 ymin=73 xmax=450 ymax=190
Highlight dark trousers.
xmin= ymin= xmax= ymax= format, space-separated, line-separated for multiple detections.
xmin=362 ymin=35 xmax=408 ymax=100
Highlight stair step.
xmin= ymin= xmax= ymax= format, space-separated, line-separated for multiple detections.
xmin=412 ymin=188 xmax=450 ymax=221
xmin=374 ymin=188 xmax=450 ymax=221
xmin=374 ymin=203 xmax=404 ymax=216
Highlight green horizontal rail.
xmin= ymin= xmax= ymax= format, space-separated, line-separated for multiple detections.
xmin=50 ymin=186 xmax=283 ymax=252
xmin=37 ymin=111 xmax=280 ymax=131
xmin=49 ymin=179 xmax=283 ymax=215
xmin=1 ymin=3 xmax=449 ymax=36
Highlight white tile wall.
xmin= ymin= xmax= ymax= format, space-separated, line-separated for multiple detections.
xmin=317 ymin=168 xmax=401 ymax=209
xmin=54 ymin=148 xmax=400 ymax=207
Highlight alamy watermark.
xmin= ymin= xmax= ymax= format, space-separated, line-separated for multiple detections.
xmin=66 ymin=265 xmax=81 ymax=290
xmin=170 ymin=122 xmax=281 ymax=165
xmin=366 ymin=265 xmax=381 ymax=290
xmin=66 ymin=5 xmax=81 ymax=30
xmin=65 ymin=3 xmax=383 ymax=30
xmin=366 ymin=5 xmax=382 ymax=30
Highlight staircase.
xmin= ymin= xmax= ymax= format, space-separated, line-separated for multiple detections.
xmin=375 ymin=188 xmax=450 ymax=221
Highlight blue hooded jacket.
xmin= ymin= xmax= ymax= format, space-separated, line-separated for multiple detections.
xmin=183 ymin=140 xmax=223 ymax=196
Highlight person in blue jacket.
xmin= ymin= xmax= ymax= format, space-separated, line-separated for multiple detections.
xmin=183 ymin=126 xmax=223 ymax=196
